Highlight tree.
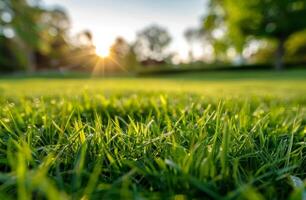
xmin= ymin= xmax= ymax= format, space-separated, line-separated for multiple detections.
xmin=203 ymin=0 xmax=247 ymax=63
xmin=208 ymin=0 xmax=306 ymax=70
xmin=68 ymin=30 xmax=97 ymax=70
xmin=110 ymin=37 xmax=130 ymax=61
xmin=184 ymin=28 xmax=201 ymax=61
xmin=1 ymin=0 xmax=71 ymax=71
xmin=109 ymin=37 xmax=137 ymax=71
xmin=286 ymin=30 xmax=306 ymax=62
xmin=37 ymin=7 xmax=71 ymax=69
xmin=5 ymin=0 xmax=46 ymax=71
xmin=134 ymin=25 xmax=172 ymax=61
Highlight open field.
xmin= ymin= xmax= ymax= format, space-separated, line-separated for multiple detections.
xmin=0 ymin=70 xmax=306 ymax=199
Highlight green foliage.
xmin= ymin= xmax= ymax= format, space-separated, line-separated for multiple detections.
xmin=0 ymin=71 xmax=305 ymax=199
xmin=203 ymin=0 xmax=306 ymax=68
xmin=286 ymin=30 xmax=306 ymax=62
xmin=203 ymin=0 xmax=246 ymax=61
xmin=0 ymin=36 xmax=21 ymax=71
xmin=0 ymin=0 xmax=71 ymax=71
xmin=230 ymin=0 xmax=306 ymax=38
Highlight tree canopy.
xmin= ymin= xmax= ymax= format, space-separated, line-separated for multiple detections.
xmin=134 ymin=25 xmax=172 ymax=61
xmin=0 ymin=0 xmax=71 ymax=71
xmin=203 ymin=0 xmax=306 ymax=69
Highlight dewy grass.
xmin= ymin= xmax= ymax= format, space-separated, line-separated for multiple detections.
xmin=0 ymin=73 xmax=305 ymax=199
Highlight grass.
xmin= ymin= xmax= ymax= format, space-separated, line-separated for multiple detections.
xmin=0 ymin=70 xmax=305 ymax=199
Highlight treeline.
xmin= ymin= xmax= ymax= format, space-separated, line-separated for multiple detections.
xmin=0 ymin=0 xmax=73 ymax=72
xmin=0 ymin=0 xmax=175 ymax=73
xmin=1 ymin=0 xmax=306 ymax=73
xmin=194 ymin=0 xmax=306 ymax=70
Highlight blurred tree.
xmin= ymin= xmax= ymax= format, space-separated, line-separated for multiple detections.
xmin=5 ymin=0 xmax=46 ymax=71
xmin=0 ymin=0 xmax=71 ymax=72
xmin=203 ymin=0 xmax=248 ymax=64
xmin=0 ymin=36 xmax=19 ymax=71
xmin=38 ymin=7 xmax=71 ymax=69
xmin=0 ymin=1 xmax=17 ymax=71
xmin=68 ymin=30 xmax=96 ymax=71
xmin=134 ymin=25 xmax=172 ymax=61
xmin=205 ymin=0 xmax=306 ymax=70
xmin=110 ymin=37 xmax=130 ymax=61
xmin=0 ymin=0 xmax=26 ymax=71
xmin=109 ymin=37 xmax=138 ymax=71
xmin=184 ymin=28 xmax=201 ymax=62
xmin=247 ymin=40 xmax=277 ymax=64
xmin=286 ymin=30 xmax=306 ymax=62
xmin=73 ymin=30 xmax=95 ymax=54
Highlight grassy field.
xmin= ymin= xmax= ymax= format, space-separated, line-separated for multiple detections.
xmin=0 ymin=70 xmax=305 ymax=199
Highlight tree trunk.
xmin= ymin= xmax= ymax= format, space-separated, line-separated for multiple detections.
xmin=275 ymin=37 xmax=286 ymax=70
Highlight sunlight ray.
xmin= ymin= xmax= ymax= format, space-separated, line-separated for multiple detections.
xmin=108 ymin=56 xmax=128 ymax=73
xmin=91 ymin=56 xmax=103 ymax=76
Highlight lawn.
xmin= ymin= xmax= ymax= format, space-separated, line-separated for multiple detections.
xmin=0 ymin=70 xmax=305 ymax=199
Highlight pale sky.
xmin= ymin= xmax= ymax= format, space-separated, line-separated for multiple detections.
xmin=43 ymin=0 xmax=207 ymax=60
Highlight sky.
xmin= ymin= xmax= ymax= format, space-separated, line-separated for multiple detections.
xmin=43 ymin=0 xmax=207 ymax=60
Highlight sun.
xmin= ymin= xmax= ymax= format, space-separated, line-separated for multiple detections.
xmin=95 ymin=45 xmax=110 ymax=58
